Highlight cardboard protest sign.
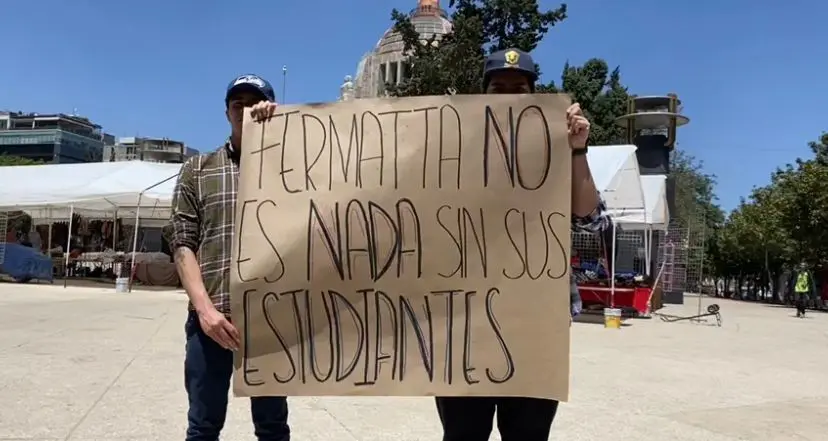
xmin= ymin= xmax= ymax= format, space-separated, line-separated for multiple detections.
xmin=231 ymin=94 xmax=572 ymax=401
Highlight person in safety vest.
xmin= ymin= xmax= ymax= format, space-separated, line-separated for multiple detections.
xmin=794 ymin=263 xmax=812 ymax=318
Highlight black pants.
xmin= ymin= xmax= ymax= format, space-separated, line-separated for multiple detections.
xmin=796 ymin=297 xmax=808 ymax=316
xmin=184 ymin=312 xmax=290 ymax=441
xmin=436 ymin=396 xmax=559 ymax=441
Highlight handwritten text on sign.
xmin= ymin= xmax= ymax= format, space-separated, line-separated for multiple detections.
xmin=231 ymin=94 xmax=572 ymax=401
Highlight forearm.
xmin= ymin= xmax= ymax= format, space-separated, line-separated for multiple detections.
xmin=174 ymin=246 xmax=212 ymax=312
xmin=572 ymin=154 xmax=600 ymax=217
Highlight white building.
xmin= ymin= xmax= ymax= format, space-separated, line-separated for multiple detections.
xmin=104 ymin=136 xmax=197 ymax=163
xmin=348 ymin=0 xmax=453 ymax=99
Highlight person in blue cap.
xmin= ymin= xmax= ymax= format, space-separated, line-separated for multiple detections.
xmin=434 ymin=48 xmax=611 ymax=441
xmin=169 ymin=74 xmax=289 ymax=440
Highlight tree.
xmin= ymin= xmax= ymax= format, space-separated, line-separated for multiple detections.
xmin=386 ymin=0 xmax=567 ymax=97
xmin=709 ymin=131 xmax=828 ymax=301
xmin=538 ymin=59 xmax=629 ymax=146
xmin=670 ymin=149 xmax=723 ymax=230
xmin=0 ymin=154 xmax=41 ymax=166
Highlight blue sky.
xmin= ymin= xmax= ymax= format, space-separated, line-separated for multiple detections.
xmin=1 ymin=0 xmax=826 ymax=212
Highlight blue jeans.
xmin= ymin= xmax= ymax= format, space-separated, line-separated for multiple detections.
xmin=185 ymin=311 xmax=290 ymax=441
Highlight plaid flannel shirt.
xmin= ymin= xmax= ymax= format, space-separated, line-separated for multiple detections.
xmin=169 ymin=144 xmax=238 ymax=315
xmin=569 ymin=195 xmax=612 ymax=316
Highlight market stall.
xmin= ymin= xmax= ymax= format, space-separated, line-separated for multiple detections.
xmin=0 ymin=161 xmax=182 ymax=288
xmin=573 ymin=146 xmax=669 ymax=315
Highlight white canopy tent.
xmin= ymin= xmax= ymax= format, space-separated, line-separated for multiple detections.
xmin=0 ymin=161 xmax=183 ymax=288
xmin=612 ymin=175 xmax=669 ymax=230
xmin=583 ymin=146 xmax=675 ymax=305
xmin=0 ymin=161 xmax=182 ymax=220
xmin=586 ymin=145 xmax=646 ymax=217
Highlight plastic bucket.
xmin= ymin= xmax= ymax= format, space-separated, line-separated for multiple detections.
xmin=115 ymin=277 xmax=129 ymax=293
xmin=604 ymin=308 xmax=622 ymax=329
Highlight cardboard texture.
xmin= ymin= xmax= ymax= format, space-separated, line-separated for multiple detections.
xmin=230 ymin=94 xmax=572 ymax=401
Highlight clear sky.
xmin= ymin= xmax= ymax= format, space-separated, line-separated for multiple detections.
xmin=1 ymin=0 xmax=826 ymax=212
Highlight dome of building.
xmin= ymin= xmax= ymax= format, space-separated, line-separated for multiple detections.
xmin=375 ymin=8 xmax=453 ymax=56
xmin=352 ymin=0 xmax=452 ymax=99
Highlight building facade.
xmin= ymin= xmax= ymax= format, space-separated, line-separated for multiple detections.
xmin=104 ymin=136 xmax=196 ymax=163
xmin=352 ymin=0 xmax=452 ymax=99
xmin=0 ymin=112 xmax=108 ymax=163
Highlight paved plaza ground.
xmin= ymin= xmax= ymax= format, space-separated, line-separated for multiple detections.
xmin=0 ymin=283 xmax=826 ymax=440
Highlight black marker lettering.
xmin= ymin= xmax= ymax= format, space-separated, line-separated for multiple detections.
xmin=236 ymin=200 xmax=260 ymax=283
xmin=546 ymin=212 xmax=569 ymax=279
xmin=277 ymin=110 xmax=301 ymax=193
xmin=438 ymin=104 xmax=462 ymax=189
xmin=485 ymin=287 xmax=515 ymax=383
xmin=367 ymin=202 xmax=400 ymax=282
xmin=256 ymin=200 xmax=286 ymax=283
xmin=261 ymin=291 xmax=297 ymax=383
xmin=330 ymin=290 xmax=365 ymax=382
xmin=250 ymin=115 xmax=282 ymax=190
xmin=307 ymin=200 xmax=344 ymax=281
xmin=462 ymin=290 xmax=479 ymax=385
xmin=412 ymin=106 xmax=437 ymax=188
xmin=377 ymin=109 xmax=412 ymax=189
xmin=301 ymin=113 xmax=326 ymax=191
xmin=354 ymin=288 xmax=374 ymax=386
xmin=374 ymin=290 xmax=398 ymax=381
xmin=304 ymin=289 xmax=334 ymax=382
xmin=514 ymin=105 xmax=552 ymax=190
xmin=242 ymin=289 xmax=264 ymax=386
xmin=344 ymin=200 xmax=373 ymax=280
xmin=327 ymin=114 xmax=358 ymax=190
xmin=281 ymin=289 xmax=307 ymax=383
xmin=432 ymin=289 xmax=462 ymax=384
xmin=395 ymin=198 xmax=422 ymax=278
xmin=357 ymin=111 xmax=384 ymax=188
xmin=483 ymin=105 xmax=515 ymax=187
xmin=398 ymin=295 xmax=435 ymax=382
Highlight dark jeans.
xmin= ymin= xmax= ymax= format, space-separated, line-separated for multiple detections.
xmin=185 ymin=312 xmax=290 ymax=441
xmin=435 ymin=396 xmax=559 ymax=441
xmin=795 ymin=297 xmax=808 ymax=316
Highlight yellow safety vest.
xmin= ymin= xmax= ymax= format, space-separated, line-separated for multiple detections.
xmin=795 ymin=272 xmax=810 ymax=293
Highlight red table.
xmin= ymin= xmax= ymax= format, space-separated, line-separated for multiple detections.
xmin=577 ymin=284 xmax=652 ymax=315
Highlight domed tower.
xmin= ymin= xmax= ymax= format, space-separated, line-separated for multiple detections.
xmin=353 ymin=0 xmax=452 ymax=98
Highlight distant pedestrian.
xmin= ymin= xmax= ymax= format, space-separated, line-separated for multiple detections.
xmin=170 ymin=74 xmax=290 ymax=441
xmin=793 ymin=263 xmax=812 ymax=318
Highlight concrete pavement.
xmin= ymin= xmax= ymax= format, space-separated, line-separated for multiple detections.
xmin=1 ymin=283 xmax=826 ymax=440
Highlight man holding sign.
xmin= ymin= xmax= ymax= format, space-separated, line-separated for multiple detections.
xmin=169 ymin=74 xmax=290 ymax=441
xmin=434 ymin=48 xmax=610 ymax=441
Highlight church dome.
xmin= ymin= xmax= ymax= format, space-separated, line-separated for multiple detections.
xmin=375 ymin=2 xmax=453 ymax=56
xmin=351 ymin=0 xmax=452 ymax=99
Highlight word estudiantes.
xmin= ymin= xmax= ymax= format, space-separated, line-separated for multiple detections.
xmin=248 ymin=103 xmax=556 ymax=192
xmin=240 ymin=286 xmax=515 ymax=388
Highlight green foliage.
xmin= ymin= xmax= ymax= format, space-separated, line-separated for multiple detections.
xmin=386 ymin=0 xmax=567 ymax=97
xmin=539 ymin=59 xmax=629 ymax=146
xmin=386 ymin=0 xmax=731 ymax=292
xmin=0 ymin=154 xmax=42 ymax=166
xmin=670 ymin=149 xmax=724 ymax=230
xmin=709 ymin=132 xmax=828 ymax=298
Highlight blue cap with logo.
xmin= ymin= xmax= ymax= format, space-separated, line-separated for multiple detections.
xmin=483 ymin=48 xmax=538 ymax=88
xmin=225 ymin=74 xmax=276 ymax=104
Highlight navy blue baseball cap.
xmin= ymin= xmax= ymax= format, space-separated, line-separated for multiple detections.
xmin=483 ymin=48 xmax=538 ymax=88
xmin=225 ymin=74 xmax=276 ymax=104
